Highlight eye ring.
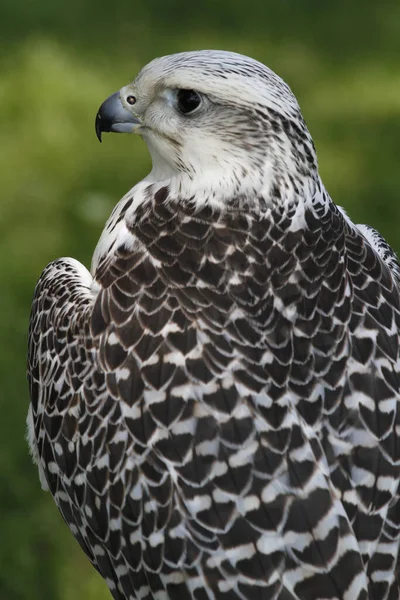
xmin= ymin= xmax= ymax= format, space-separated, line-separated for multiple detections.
xmin=126 ymin=95 xmax=136 ymax=105
xmin=177 ymin=89 xmax=202 ymax=114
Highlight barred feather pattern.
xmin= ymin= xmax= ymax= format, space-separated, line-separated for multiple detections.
xmin=28 ymin=179 xmax=400 ymax=600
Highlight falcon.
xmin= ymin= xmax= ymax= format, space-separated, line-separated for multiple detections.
xmin=27 ymin=50 xmax=400 ymax=600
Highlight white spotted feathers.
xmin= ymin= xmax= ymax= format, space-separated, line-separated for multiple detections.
xmin=27 ymin=50 xmax=400 ymax=600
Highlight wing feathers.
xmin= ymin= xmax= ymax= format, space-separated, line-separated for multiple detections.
xmin=27 ymin=191 xmax=400 ymax=599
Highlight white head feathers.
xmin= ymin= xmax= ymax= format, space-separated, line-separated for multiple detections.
xmin=135 ymin=50 xmax=300 ymax=119
xmin=111 ymin=50 xmax=318 ymax=196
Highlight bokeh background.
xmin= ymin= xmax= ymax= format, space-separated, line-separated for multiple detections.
xmin=1 ymin=1 xmax=399 ymax=598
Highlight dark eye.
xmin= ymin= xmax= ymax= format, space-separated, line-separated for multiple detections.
xmin=177 ymin=89 xmax=202 ymax=114
xmin=126 ymin=95 xmax=136 ymax=105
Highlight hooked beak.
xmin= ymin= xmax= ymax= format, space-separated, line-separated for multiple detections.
xmin=95 ymin=92 xmax=141 ymax=142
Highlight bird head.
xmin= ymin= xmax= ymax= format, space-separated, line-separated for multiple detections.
xmin=95 ymin=51 xmax=318 ymax=201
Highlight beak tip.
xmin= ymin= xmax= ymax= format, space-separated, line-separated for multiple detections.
xmin=95 ymin=114 xmax=103 ymax=143
xmin=95 ymin=91 xmax=140 ymax=142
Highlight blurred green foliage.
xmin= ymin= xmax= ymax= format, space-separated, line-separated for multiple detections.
xmin=0 ymin=1 xmax=399 ymax=598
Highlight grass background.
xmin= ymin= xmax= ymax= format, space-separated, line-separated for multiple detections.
xmin=1 ymin=1 xmax=399 ymax=598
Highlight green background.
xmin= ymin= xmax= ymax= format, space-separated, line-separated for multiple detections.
xmin=1 ymin=1 xmax=399 ymax=598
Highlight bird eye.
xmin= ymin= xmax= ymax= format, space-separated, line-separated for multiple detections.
xmin=177 ymin=89 xmax=202 ymax=114
xmin=126 ymin=95 xmax=136 ymax=105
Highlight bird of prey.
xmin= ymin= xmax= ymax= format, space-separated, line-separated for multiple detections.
xmin=27 ymin=51 xmax=400 ymax=600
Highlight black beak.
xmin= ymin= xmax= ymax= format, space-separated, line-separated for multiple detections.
xmin=95 ymin=91 xmax=141 ymax=142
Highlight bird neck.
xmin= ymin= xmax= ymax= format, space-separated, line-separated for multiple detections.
xmin=150 ymin=166 xmax=325 ymax=218
xmin=91 ymin=162 xmax=330 ymax=277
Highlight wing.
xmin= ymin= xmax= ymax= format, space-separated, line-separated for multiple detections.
xmin=28 ymin=184 xmax=400 ymax=599
xmin=356 ymin=223 xmax=400 ymax=283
